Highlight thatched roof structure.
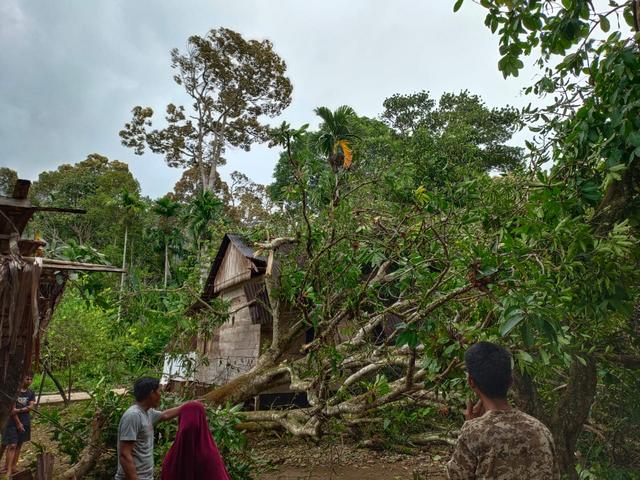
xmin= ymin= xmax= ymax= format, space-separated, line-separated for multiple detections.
xmin=0 ymin=179 xmax=123 ymax=427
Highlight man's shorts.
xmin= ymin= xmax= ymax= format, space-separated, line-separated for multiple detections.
xmin=1 ymin=422 xmax=30 ymax=446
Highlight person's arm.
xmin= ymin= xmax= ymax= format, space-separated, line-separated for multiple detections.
xmin=119 ymin=441 xmax=138 ymax=480
xmin=446 ymin=430 xmax=477 ymax=480
xmin=157 ymin=401 xmax=199 ymax=423
xmin=157 ymin=405 xmax=181 ymax=422
xmin=19 ymin=399 xmax=35 ymax=414
xmin=10 ymin=408 xmax=24 ymax=433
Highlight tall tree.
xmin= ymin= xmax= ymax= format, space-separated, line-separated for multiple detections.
xmin=116 ymin=189 xmax=144 ymax=321
xmin=228 ymin=171 xmax=271 ymax=226
xmin=120 ymin=27 xmax=293 ymax=194
xmin=454 ymin=0 xmax=640 ymax=476
xmin=184 ymin=190 xmax=224 ymax=256
xmin=153 ymin=196 xmax=181 ymax=288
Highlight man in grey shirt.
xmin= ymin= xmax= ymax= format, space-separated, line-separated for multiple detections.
xmin=115 ymin=377 xmax=186 ymax=480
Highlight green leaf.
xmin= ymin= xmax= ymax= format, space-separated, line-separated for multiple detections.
xmin=396 ymin=329 xmax=418 ymax=348
xmin=523 ymin=15 xmax=542 ymax=31
xmin=628 ymin=131 xmax=640 ymax=148
xmin=500 ymin=309 xmax=524 ymax=336
xmin=599 ymin=15 xmax=610 ymax=32
xmin=516 ymin=350 xmax=534 ymax=364
xmin=453 ymin=0 xmax=464 ymax=12
xmin=498 ymin=53 xmax=524 ymax=78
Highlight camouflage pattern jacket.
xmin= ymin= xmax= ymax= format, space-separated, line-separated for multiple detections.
xmin=447 ymin=409 xmax=559 ymax=479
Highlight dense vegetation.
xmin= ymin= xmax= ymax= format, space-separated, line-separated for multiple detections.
xmin=5 ymin=1 xmax=640 ymax=478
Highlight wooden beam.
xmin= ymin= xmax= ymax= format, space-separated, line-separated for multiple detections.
xmin=33 ymin=206 xmax=87 ymax=214
xmin=12 ymin=179 xmax=31 ymax=200
xmin=22 ymin=257 xmax=126 ymax=273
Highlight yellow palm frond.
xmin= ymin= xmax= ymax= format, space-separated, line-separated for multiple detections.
xmin=339 ymin=140 xmax=353 ymax=169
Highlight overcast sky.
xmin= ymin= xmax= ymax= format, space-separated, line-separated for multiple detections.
xmin=0 ymin=0 xmax=538 ymax=198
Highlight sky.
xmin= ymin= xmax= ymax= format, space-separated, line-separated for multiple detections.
xmin=0 ymin=0 xmax=538 ymax=199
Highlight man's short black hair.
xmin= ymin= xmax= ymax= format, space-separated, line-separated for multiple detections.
xmin=464 ymin=342 xmax=512 ymax=399
xmin=133 ymin=377 xmax=160 ymax=402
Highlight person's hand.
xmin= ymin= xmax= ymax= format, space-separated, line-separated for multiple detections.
xmin=465 ymin=398 xmax=485 ymax=421
xmin=16 ymin=422 xmax=25 ymax=433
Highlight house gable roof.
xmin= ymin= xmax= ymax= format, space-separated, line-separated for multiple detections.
xmin=188 ymin=234 xmax=267 ymax=315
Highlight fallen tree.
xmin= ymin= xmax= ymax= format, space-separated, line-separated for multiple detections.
xmin=198 ymin=42 xmax=640 ymax=476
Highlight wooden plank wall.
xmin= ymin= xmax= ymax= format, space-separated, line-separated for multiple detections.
xmin=213 ymin=244 xmax=252 ymax=294
xmin=196 ymin=284 xmax=261 ymax=385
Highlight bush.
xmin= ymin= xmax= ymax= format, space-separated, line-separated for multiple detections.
xmin=41 ymin=384 xmax=254 ymax=480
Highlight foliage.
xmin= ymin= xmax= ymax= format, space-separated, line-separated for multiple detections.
xmin=40 ymin=383 xmax=254 ymax=479
xmin=0 ymin=167 xmax=18 ymax=195
xmin=29 ymin=154 xmax=141 ymax=253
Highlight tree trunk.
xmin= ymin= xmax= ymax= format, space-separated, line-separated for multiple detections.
xmin=550 ymin=358 xmax=597 ymax=479
xmin=164 ymin=243 xmax=170 ymax=288
xmin=62 ymin=410 xmax=107 ymax=479
xmin=44 ymin=365 xmax=68 ymax=406
xmin=117 ymin=226 xmax=128 ymax=322
xmin=0 ymin=344 xmax=27 ymax=429
xmin=513 ymin=358 xmax=597 ymax=480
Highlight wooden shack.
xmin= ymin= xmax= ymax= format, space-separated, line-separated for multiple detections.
xmin=0 ymin=179 xmax=123 ymax=427
xmin=187 ymin=234 xmax=305 ymax=388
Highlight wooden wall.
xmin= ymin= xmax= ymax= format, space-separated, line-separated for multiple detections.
xmin=196 ymin=283 xmax=261 ymax=385
xmin=213 ymin=244 xmax=253 ymax=294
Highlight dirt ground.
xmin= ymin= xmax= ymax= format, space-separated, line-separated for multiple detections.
xmin=13 ymin=424 xmax=449 ymax=479
xmin=252 ymin=433 xmax=449 ymax=480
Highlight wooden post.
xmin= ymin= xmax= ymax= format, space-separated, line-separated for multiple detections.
xmin=36 ymin=452 xmax=55 ymax=480
xmin=11 ymin=180 xmax=31 ymax=200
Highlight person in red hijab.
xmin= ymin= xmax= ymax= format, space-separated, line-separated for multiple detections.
xmin=161 ymin=401 xmax=232 ymax=480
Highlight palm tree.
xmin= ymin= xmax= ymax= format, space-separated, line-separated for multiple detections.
xmin=314 ymin=105 xmax=358 ymax=172
xmin=117 ymin=189 xmax=144 ymax=321
xmin=153 ymin=196 xmax=181 ymax=288
xmin=184 ymin=191 xmax=224 ymax=285
xmin=185 ymin=191 xmax=224 ymax=255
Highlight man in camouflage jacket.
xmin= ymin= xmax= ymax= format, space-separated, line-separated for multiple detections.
xmin=447 ymin=342 xmax=559 ymax=479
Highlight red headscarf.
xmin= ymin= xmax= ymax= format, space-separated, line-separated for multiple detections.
xmin=161 ymin=402 xmax=232 ymax=480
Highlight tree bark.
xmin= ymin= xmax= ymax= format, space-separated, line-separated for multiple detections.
xmin=513 ymin=359 xmax=597 ymax=480
xmin=164 ymin=243 xmax=169 ymax=289
xmin=62 ymin=410 xmax=107 ymax=479
xmin=117 ymin=226 xmax=128 ymax=322
xmin=549 ymin=358 xmax=597 ymax=479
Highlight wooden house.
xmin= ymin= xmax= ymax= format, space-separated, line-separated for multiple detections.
xmin=187 ymin=234 xmax=305 ymax=388
xmin=185 ymin=234 xmax=403 ymax=399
